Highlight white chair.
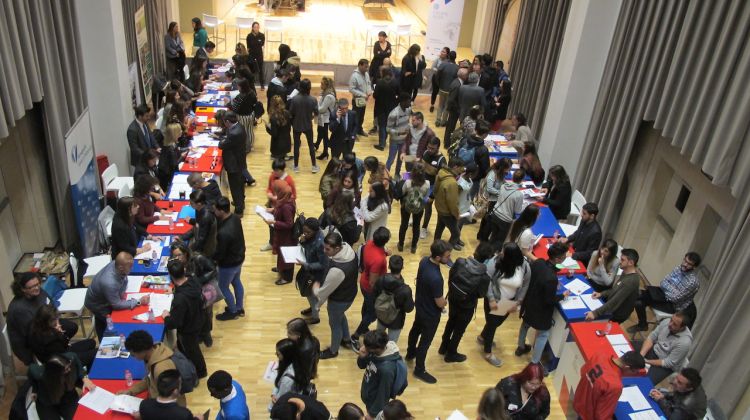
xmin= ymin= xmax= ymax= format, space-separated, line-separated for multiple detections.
xmin=203 ymin=14 xmax=226 ymax=51
xmin=118 ymin=182 xmax=132 ymax=199
xmin=264 ymin=18 xmax=284 ymax=47
xmin=1 ymin=324 xmax=26 ymax=386
xmin=235 ymin=16 xmax=255 ymax=45
xmin=25 ymin=385 xmax=40 ymax=420
xmin=97 ymin=205 xmax=115 ymax=252
xmin=393 ymin=23 xmax=412 ymax=55
xmin=364 ymin=24 xmax=390 ymax=56
xmin=567 ymin=189 xmax=587 ymax=226
xmin=58 ymin=288 xmax=92 ymax=339
xmin=101 ymin=164 xmax=134 ymax=198
xmin=83 ymin=254 xmax=112 ymax=278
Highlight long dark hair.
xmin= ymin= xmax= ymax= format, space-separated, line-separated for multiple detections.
xmin=330 ymin=192 xmax=355 ymax=225
xmin=319 ymin=157 xmax=342 ymax=190
xmin=274 ymin=338 xmax=308 ymax=391
xmin=191 ymin=17 xmax=202 ymax=31
xmin=548 ymin=165 xmax=570 ymax=185
xmin=116 ymin=196 xmax=136 ymax=226
xmin=496 ymin=242 xmax=524 ymax=279
xmin=367 ymin=182 xmax=388 ymax=211
xmin=168 ymin=21 xmax=178 ymax=35
xmin=31 ymin=304 xmax=59 ymax=337
xmin=592 ymin=239 xmax=619 ymax=272
xmin=508 ymin=205 xmax=539 ymax=243
xmin=41 ymin=354 xmax=77 ymax=404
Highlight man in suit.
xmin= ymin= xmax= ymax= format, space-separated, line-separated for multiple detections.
xmin=458 ymin=72 xmax=486 ymax=121
xmin=126 ymin=104 xmax=158 ymax=167
xmin=329 ymin=98 xmax=358 ymax=159
xmin=443 ymin=67 xmax=469 ymax=149
xmin=219 ymin=112 xmax=249 ymax=215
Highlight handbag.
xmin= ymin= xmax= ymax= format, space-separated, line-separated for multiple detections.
xmin=295 ymin=268 xmax=314 ymax=297
xmin=354 ymin=97 xmax=366 ymax=108
xmin=202 ymin=279 xmax=224 ymax=308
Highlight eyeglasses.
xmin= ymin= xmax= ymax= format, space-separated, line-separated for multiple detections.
xmin=23 ymin=282 xmax=41 ymax=290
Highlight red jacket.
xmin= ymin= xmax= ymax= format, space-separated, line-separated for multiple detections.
xmin=573 ymin=353 xmax=623 ymax=420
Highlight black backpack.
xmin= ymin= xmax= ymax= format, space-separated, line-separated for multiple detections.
xmin=392 ymin=179 xmax=407 ymax=200
xmin=292 ymin=212 xmax=306 ymax=240
xmin=448 ymin=258 xmax=490 ymax=305
xmin=253 ymin=101 xmax=265 ymax=118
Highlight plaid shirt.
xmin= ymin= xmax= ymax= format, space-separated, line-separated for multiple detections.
xmin=660 ymin=266 xmax=699 ymax=310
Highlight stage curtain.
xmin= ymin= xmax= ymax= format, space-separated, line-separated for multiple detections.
xmin=0 ymin=0 xmax=87 ymax=247
xmin=507 ymin=0 xmax=571 ymax=139
xmin=122 ymin=0 xmax=169 ymax=89
xmin=573 ymin=0 xmax=750 ymax=414
xmin=487 ymin=0 xmax=511 ymax=58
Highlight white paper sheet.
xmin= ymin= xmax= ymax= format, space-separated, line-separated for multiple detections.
xmin=135 ymin=240 xmax=163 ymax=260
xmin=581 ymin=294 xmax=603 ymax=310
xmin=606 ymin=333 xmax=629 ymax=346
xmin=263 ymin=360 xmax=278 ymax=383
xmin=563 ymin=278 xmax=590 ymax=295
xmin=78 ymin=387 xmax=116 ymax=414
xmin=559 ymin=295 xmax=588 ymax=310
xmin=618 ymin=386 xmax=651 ymax=411
xmin=559 ymin=222 xmax=578 ymax=237
xmin=168 ymin=186 xmax=191 ymax=200
xmin=281 ymin=246 xmax=306 ymax=264
xmin=499 ymin=145 xmax=517 ymax=154
xmin=353 ymin=207 xmax=364 ymax=226
xmin=561 ymin=257 xmax=582 ymax=269
xmin=110 ymin=394 xmax=143 ymax=414
xmin=629 ymin=409 xmax=661 ymax=420
xmin=254 ymin=205 xmax=275 ymax=222
xmin=149 ymin=293 xmax=174 ymax=315
xmin=83 ymin=255 xmax=111 ymax=277
xmin=486 ymin=134 xmax=507 ymax=143
xmin=489 ymin=298 xmax=519 ymax=316
xmin=446 ymin=410 xmax=470 ymax=420
xmin=172 ymin=174 xmax=190 ymax=184
xmin=611 ymin=343 xmax=633 ymax=357
xmin=126 ymin=276 xmax=144 ymax=293
xmin=152 ymin=220 xmax=170 ymax=226
xmin=133 ymin=312 xmax=151 ymax=322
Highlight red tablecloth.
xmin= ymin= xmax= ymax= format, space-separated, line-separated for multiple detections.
xmin=146 ymin=220 xmax=192 ymax=235
xmin=568 ymin=322 xmax=645 ymax=377
xmin=532 ymin=238 xmax=586 ymax=274
xmin=179 ymin=146 xmax=223 ymax=174
xmin=110 ymin=286 xmax=171 ymax=323
xmin=73 ymin=380 xmax=148 ymax=420
xmin=154 ymin=200 xmax=190 ymax=211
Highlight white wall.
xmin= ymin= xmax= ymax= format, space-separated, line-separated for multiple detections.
xmin=537 ymin=0 xmax=622 ymax=180
xmin=75 ymin=0 xmax=133 ymax=174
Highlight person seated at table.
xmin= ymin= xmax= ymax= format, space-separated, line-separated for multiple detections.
xmin=519 ymin=144 xmax=545 ymax=186
xmin=187 ymin=172 xmax=221 ymax=208
xmin=7 ymin=272 xmax=79 ymax=365
xmin=506 ymin=112 xmax=537 ymax=154
xmin=584 ymin=248 xmax=640 ymax=324
xmin=186 ymin=56 xmax=207 ymax=95
xmin=119 ymin=330 xmax=187 ymax=406
xmin=554 ymin=202 xmax=602 ymax=265
xmin=540 ymin=165 xmax=572 ymax=220
xmin=29 ymin=305 xmax=97 ymax=369
xmin=496 ymin=362 xmax=551 ymax=419
xmin=134 ymin=149 xmax=160 ymax=183
xmin=111 ymin=196 xmax=152 ymax=259
xmin=180 ymin=189 xmax=217 ymax=257
xmin=85 ymin=252 xmax=151 ymax=338
xmin=162 ymin=259 xmax=207 ymax=378
xmin=507 ymin=204 xmax=540 ymax=262
xmin=638 ymin=311 xmax=693 ymax=385
xmin=630 ymin=252 xmax=701 ymax=333
xmin=28 ymin=353 xmax=95 ymax=420
xmin=586 ymin=239 xmax=620 ymax=292
xmin=649 ymin=367 xmax=707 ymax=420
xmin=170 ymin=243 xmax=217 ymax=347
xmin=261 ymin=158 xmax=297 ymax=252
xmin=139 ymin=369 xmax=196 ymax=420
xmin=207 ymin=370 xmax=251 ymax=420
xmin=158 ymin=120 xmax=187 ymax=190
xmin=133 ymin=175 xmax=170 ymax=231
xmin=573 ymin=351 xmax=646 ymax=420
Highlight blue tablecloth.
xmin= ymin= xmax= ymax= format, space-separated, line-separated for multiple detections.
xmin=531 ymin=205 xmax=564 ymax=237
xmin=196 ymin=89 xmax=231 ymax=107
xmin=616 ymin=377 xmax=665 ymax=419
xmin=88 ymin=323 xmax=166 ymax=380
xmin=555 ymin=274 xmax=603 ymax=322
xmin=178 ymin=205 xmax=195 ymax=220
xmin=130 ymin=238 xmax=172 ymax=275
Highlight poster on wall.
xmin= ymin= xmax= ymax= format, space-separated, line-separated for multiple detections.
xmin=128 ymin=62 xmax=141 ymax=107
xmin=134 ymin=6 xmax=153 ymax=104
xmin=65 ymin=110 xmax=100 ymax=257
xmin=424 ymin=0 xmax=465 ymax=61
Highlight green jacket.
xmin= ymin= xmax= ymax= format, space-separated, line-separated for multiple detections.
xmin=434 ymin=167 xmax=459 ymax=217
xmin=593 ymin=272 xmax=640 ymax=321
xmin=193 ymin=28 xmax=208 ymax=47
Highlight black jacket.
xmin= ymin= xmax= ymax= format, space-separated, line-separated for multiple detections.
xmin=373 ymin=76 xmax=399 ymax=117
xmin=246 ymin=32 xmax=265 ymax=59
xmin=466 ymin=136 xmax=491 ymax=180
xmin=157 ymin=144 xmax=182 ymax=187
xmin=373 ymin=274 xmax=414 ymax=329
xmin=542 ymin=180 xmax=572 ymax=220
xmin=400 ymin=54 xmax=426 ymax=91
xmin=300 ymin=231 xmax=329 ymax=282
xmin=497 ymin=376 xmax=551 ymax=420
xmin=200 ymin=180 xmax=222 ymax=207
xmin=133 ymin=163 xmax=158 ymax=183
xmin=181 ymin=206 xmax=217 ymax=258
xmin=520 ymin=259 xmax=563 ymax=330
xmin=446 ymin=78 xmax=462 ymax=113
xmin=215 ymin=214 xmax=245 ymax=267
xmin=568 ymin=220 xmax=602 ymax=264
xmin=164 ymin=277 xmax=205 ymax=335
xmin=7 ymin=292 xmax=51 ymax=364
xmin=188 ymin=253 xmax=217 ymax=286
xmin=127 ymin=120 xmax=153 ymax=166
xmin=437 ymin=62 xmax=459 ymax=91
xmin=219 ymin=122 xmax=247 ymax=173
xmin=110 ymin=216 xmax=143 ymax=258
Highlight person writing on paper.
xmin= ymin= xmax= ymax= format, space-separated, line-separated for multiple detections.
xmin=298 ymin=218 xmax=329 ymax=325
xmin=29 ymin=353 xmax=96 ymax=419
xmin=110 ymin=196 xmax=152 ymax=259
xmin=133 ymin=175 xmax=172 ymax=232
xmin=264 ymin=180 xmax=297 ymax=285
xmin=207 ymin=370 xmax=251 ymax=420
xmin=479 ymin=243 xmax=530 ymax=367
xmin=507 ymin=202 xmax=541 ymax=262
xmin=573 ymin=351 xmax=646 ymax=420
xmin=162 ymin=259 xmax=207 ymax=379
xmin=586 ymin=239 xmax=620 ymax=292
xmin=649 ymin=368 xmax=707 ymax=420
xmin=584 ymin=248 xmax=640 ymax=323
xmin=639 ymin=311 xmax=693 ymax=385
xmin=120 ymin=330 xmax=186 ymax=406
xmin=554 ymin=202 xmax=602 ymax=265
xmin=496 ymin=363 xmax=551 ymax=419
xmin=85 ymin=252 xmax=149 ymax=340
xmin=139 ymin=370 xmax=195 ymax=419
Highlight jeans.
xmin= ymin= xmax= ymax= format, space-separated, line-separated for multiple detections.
xmin=435 ymin=214 xmax=460 ymax=245
xmin=327 ymin=299 xmax=354 ymax=353
xmin=377 ymin=114 xmax=388 ymax=148
xmin=479 ymin=298 xmax=509 ymax=353
xmin=355 ymin=286 xmax=377 ymax=336
xmin=440 ymin=299 xmax=474 ymax=356
xmin=399 ymin=207 xmax=424 ymax=248
xmin=307 ymin=294 xmax=320 ymax=319
xmin=377 ymin=321 xmax=402 ymax=342
xmin=293 ymin=129 xmax=316 ymax=167
xmin=518 ymin=322 xmax=551 ymax=364
xmin=316 ymin=123 xmax=329 ymax=154
xmin=218 ymin=264 xmax=244 ymax=313
xmin=353 ymin=103 xmax=366 ymax=134
xmin=386 ymin=142 xmax=403 ymax=176
xmin=407 ymin=312 xmax=440 ymax=372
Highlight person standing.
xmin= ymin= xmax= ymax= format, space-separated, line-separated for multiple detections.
xmin=458 ymin=73 xmax=486 ymax=121
xmin=487 ymin=169 xmax=525 ymax=249
xmin=369 ymin=31 xmax=392 ymax=87
xmin=191 ymin=17 xmax=208 ymax=55
xmin=400 ymin=44 xmax=426 ymax=101
xmin=267 ymin=95 xmax=293 ymax=161
xmin=496 ymin=363 xmax=551 ymax=419
xmin=584 ymin=248 xmax=641 ymax=323
xmin=161 ymin=260 xmax=207 ymax=378
xmin=246 ymin=22 xmax=265 ymax=90
xmin=385 ymin=95 xmax=412 ymax=177
xmin=298 ymin=218 xmax=329 ymax=324
xmin=220 ymin=112 xmax=250 ymax=215
xmin=573 ymin=351 xmax=646 ymax=420
xmin=207 ymin=370 xmax=251 ymax=420
xmin=444 ymin=67 xmax=469 ymax=148
xmin=127 ymin=104 xmax=158 ymax=168
xmin=360 ymin=182 xmax=390 ymax=242
xmin=349 ymin=59 xmax=372 ymax=136
xmin=213 ymin=197 xmax=246 ymax=321
xmin=139 ymin=370 xmax=195 ymax=420
xmin=120 ymin=331 xmax=186 ymax=405
xmin=289 ymin=79 xmax=321 ymax=173
xmin=419 ymin=137 xmax=446 ymax=240
xmin=406 ymin=240 xmax=452 ymax=384
xmin=265 ymin=180 xmax=297 ymax=285
xmin=180 ymin=190 xmax=217 ymax=257
xmin=433 ymin=158 xmax=464 ymax=250
xmin=397 ymin=164 xmax=430 ymax=253
xmin=356 ymin=330 xmax=405 ymax=418
xmin=353 ymin=227 xmax=391 ymax=344
xmin=164 ymin=22 xmax=186 ymax=81
xmin=170 ymin=243 xmax=217 ymax=347
xmin=373 ymin=255 xmax=414 ymax=342
xmin=477 ymin=158 xmax=512 ymax=242
xmin=435 ymin=51 xmax=458 ymax=127
xmin=373 ymin=68 xmax=399 ymax=152
xmin=329 ymin=98 xmax=358 ymax=159
xmin=315 ymin=77 xmax=337 ymax=160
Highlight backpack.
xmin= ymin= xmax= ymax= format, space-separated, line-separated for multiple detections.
xmin=391 ymin=179 xmax=406 ymax=200
xmin=154 ymin=350 xmax=199 ymax=393
xmin=375 ymin=288 xmax=399 ymax=325
xmin=253 ymin=101 xmax=265 ymax=118
xmin=390 ymin=357 xmax=408 ymax=397
xmin=448 ymin=258 xmax=489 ymax=303
xmin=402 ymin=186 xmax=426 ymax=214
xmin=455 ymin=140 xmax=477 ymax=166
xmin=292 ymin=212 xmax=306 ymax=239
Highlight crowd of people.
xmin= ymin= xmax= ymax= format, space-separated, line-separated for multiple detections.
xmin=4 ymin=18 xmax=710 ymax=420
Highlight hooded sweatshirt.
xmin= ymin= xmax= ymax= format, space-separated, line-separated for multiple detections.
xmin=492 ymin=181 xmax=524 ymax=223
xmin=314 ymin=243 xmax=358 ymax=307
xmin=434 ymin=167 xmax=459 ymax=217
xmin=164 ymin=277 xmax=205 ymax=335
xmin=128 ymin=343 xmax=186 ymax=406
xmin=373 ymin=274 xmax=414 ymax=329
xmin=357 ymin=341 xmax=403 ymax=417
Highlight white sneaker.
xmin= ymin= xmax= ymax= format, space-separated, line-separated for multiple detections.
xmin=293 ymin=166 xmax=300 ymax=173
xmin=260 ymin=243 xmax=272 ymax=252
xmin=312 ymin=165 xmax=320 ymax=173
xmin=420 ymin=228 xmax=428 ymax=239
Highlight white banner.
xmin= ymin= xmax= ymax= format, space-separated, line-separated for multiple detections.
xmin=424 ymin=0 xmax=465 ymax=61
xmin=134 ymin=6 xmax=153 ymax=103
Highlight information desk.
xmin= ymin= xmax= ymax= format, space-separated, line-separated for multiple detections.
xmin=616 ymin=377 xmax=665 ymax=419
xmin=88 ymin=323 xmax=165 ymax=380
xmin=195 ymin=106 xmax=226 ymax=125
xmin=196 ymin=90 xmax=231 ymax=107
xmin=155 ymin=199 xmax=195 ymax=220
xmin=110 ymin=286 xmax=171 ymax=324
xmin=73 ymin=379 xmax=149 ymax=420
xmin=145 ymin=219 xmax=192 ymax=235
xmin=178 ymin=146 xmax=223 ymax=175
xmin=531 ymin=205 xmax=564 ymax=237
xmin=130 ymin=237 xmax=173 ymax=275
xmin=532 ymin=238 xmax=586 ymax=274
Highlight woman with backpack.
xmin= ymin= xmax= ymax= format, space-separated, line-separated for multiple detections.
xmin=264 ymin=180 xmax=297 ymax=285
xmin=373 ymin=255 xmax=414 ymax=341
xmin=321 ymin=191 xmax=362 ymax=245
xmin=477 ymin=242 xmax=530 ymax=367
xmin=397 ymin=164 xmax=430 ymax=253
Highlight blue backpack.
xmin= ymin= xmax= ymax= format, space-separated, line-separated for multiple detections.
xmin=390 ymin=357 xmax=408 ymax=397
xmin=456 ymin=141 xmax=477 ymax=166
xmin=42 ymin=275 xmax=67 ymax=307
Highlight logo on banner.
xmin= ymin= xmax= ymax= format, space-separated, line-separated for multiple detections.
xmin=430 ymin=0 xmax=452 ymax=3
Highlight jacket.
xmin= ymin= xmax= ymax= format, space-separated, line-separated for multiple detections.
xmin=318 ymin=92 xmax=337 ymax=126
xmin=164 ymin=33 xmax=185 ymax=59
xmin=164 ymin=277 xmax=205 ymax=335
xmin=448 ymin=257 xmax=490 ymax=310
xmin=128 ymin=343 xmax=186 ymax=406
xmin=520 ymin=259 xmax=563 ymax=330
xmin=434 ymin=167 xmax=459 ymax=217
xmin=573 ymin=353 xmax=622 ymax=420
xmin=446 ymin=78 xmax=463 ymax=113
xmin=301 ymin=230 xmax=329 ymax=282
xmin=110 ymin=215 xmax=143 ymax=258
xmin=437 ymin=62 xmax=459 ymax=91
xmin=387 ymin=105 xmax=411 ymax=144
xmin=458 ymin=84 xmax=487 ymax=120
xmin=360 ymin=196 xmax=389 ymax=242
xmin=85 ymin=260 xmax=139 ymax=319
xmin=592 ymin=272 xmax=640 ymax=322
xmin=349 ymin=70 xmax=372 ymax=99
xmin=373 ymin=274 xmax=414 ymax=329
xmin=497 ymin=376 xmax=551 ymax=420
xmin=465 ymin=135 xmax=490 ymax=180
xmin=568 ymin=220 xmax=603 ymax=264
xmin=357 ymin=341 xmax=403 ymax=417
xmin=492 ymin=182 xmax=524 ymax=223
xmin=157 ymin=144 xmax=182 ymax=186
xmin=401 ymin=126 xmax=435 ymax=159
xmin=267 ymin=77 xmax=288 ymax=108
xmin=329 ymin=110 xmax=358 ymax=143
xmin=373 ymin=76 xmax=399 ymax=117
xmin=218 ymin=380 xmax=251 ymax=420
xmin=315 ymin=242 xmax=358 ymax=306
xmin=657 ymin=386 xmax=707 ymax=420
xmin=135 ymin=196 xmax=160 ymax=229
xmin=200 ymin=180 xmax=222 ymax=207
xmin=181 ymin=206 xmax=217 ymax=258
xmin=289 ymin=94 xmax=319 ymax=132
xmin=7 ymin=291 xmax=51 ymax=364
xmin=542 ymin=180 xmax=572 ymax=220
xmin=188 ymin=253 xmax=217 ymax=286
xmin=219 ymin=122 xmax=248 ymax=173
xmin=127 ymin=120 xmax=155 ymax=166
xmin=400 ymin=54 xmax=426 ymax=91
xmin=246 ymin=32 xmax=265 ymax=58
xmin=215 ymin=214 xmax=246 ymax=267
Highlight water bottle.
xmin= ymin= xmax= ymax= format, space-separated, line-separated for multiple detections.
xmin=151 ymin=250 xmax=158 ymax=266
xmin=148 ymin=309 xmax=155 ymax=322
xmin=169 ymin=199 xmax=174 ymax=208
xmin=604 ymin=320 xmax=612 ymax=335
xmin=106 ymin=314 xmax=114 ymax=332
xmin=125 ymin=369 xmax=133 ymax=387
xmin=168 ymin=218 xmax=174 ymax=231
xmin=119 ymin=334 xmax=126 ymax=350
